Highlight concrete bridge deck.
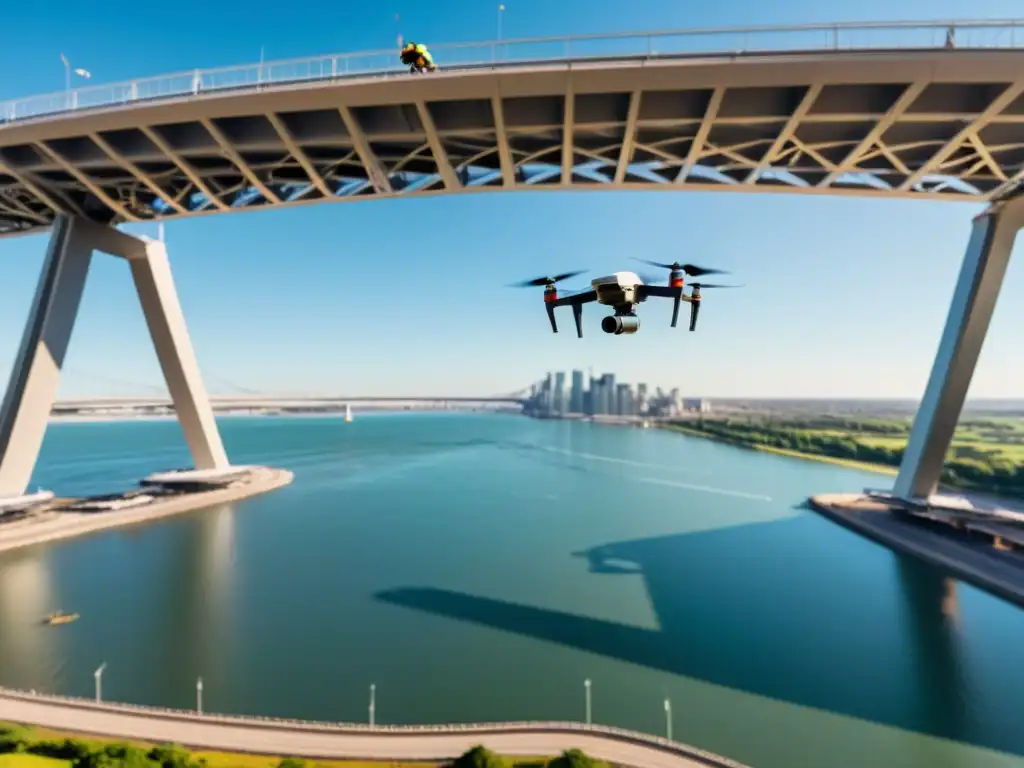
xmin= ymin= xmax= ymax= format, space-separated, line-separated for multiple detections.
xmin=3 ymin=20 xmax=1024 ymax=236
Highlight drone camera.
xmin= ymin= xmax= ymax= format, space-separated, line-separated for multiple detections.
xmin=602 ymin=315 xmax=640 ymax=335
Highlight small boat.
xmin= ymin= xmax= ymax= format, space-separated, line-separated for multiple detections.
xmin=43 ymin=611 xmax=79 ymax=626
xmin=344 ymin=404 xmax=353 ymax=423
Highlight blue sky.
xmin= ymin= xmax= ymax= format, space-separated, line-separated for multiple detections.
xmin=0 ymin=0 xmax=1022 ymax=399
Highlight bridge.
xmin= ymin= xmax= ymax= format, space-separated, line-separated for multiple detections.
xmin=0 ymin=19 xmax=1022 ymax=511
xmin=52 ymin=395 xmax=527 ymax=410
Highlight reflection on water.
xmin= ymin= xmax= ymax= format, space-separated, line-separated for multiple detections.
xmin=377 ymin=516 xmax=1023 ymax=758
xmin=0 ymin=552 xmax=55 ymax=690
xmin=2 ymin=415 xmax=1024 ymax=768
xmin=895 ymin=556 xmax=969 ymax=751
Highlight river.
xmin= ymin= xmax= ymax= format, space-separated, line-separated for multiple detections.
xmin=0 ymin=413 xmax=1022 ymax=768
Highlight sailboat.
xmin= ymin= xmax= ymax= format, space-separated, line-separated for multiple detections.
xmin=344 ymin=404 xmax=353 ymax=423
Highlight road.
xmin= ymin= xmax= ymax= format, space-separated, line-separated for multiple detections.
xmin=0 ymin=690 xmax=749 ymax=768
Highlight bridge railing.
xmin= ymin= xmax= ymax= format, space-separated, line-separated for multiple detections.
xmin=1 ymin=19 xmax=1023 ymax=125
xmin=0 ymin=687 xmax=749 ymax=768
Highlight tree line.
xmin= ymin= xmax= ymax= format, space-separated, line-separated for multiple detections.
xmin=678 ymin=419 xmax=1024 ymax=498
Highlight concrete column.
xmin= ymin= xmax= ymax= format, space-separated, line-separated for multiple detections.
xmin=0 ymin=216 xmax=93 ymax=496
xmin=894 ymin=197 xmax=1024 ymax=500
xmin=129 ymin=239 xmax=228 ymax=471
xmin=0 ymin=215 xmax=228 ymax=498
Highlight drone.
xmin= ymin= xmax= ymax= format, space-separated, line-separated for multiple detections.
xmin=510 ymin=258 xmax=741 ymax=338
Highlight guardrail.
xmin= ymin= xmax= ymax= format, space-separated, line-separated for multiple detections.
xmin=1 ymin=19 xmax=1022 ymax=125
xmin=0 ymin=687 xmax=749 ymax=768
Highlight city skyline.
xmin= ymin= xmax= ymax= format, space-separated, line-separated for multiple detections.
xmin=526 ymin=369 xmax=709 ymax=418
xmin=0 ymin=0 xmax=1022 ymax=399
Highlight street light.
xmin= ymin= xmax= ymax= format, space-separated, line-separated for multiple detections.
xmin=584 ymin=678 xmax=591 ymax=724
xmin=369 ymin=683 xmax=376 ymax=726
xmin=496 ymin=5 xmax=506 ymax=62
xmin=60 ymin=53 xmax=91 ymax=91
xmin=93 ymin=662 xmax=106 ymax=703
xmin=196 ymin=677 xmax=203 ymax=714
xmin=664 ymin=698 xmax=672 ymax=741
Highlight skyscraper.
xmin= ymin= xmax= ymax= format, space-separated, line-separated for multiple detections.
xmin=570 ymin=370 xmax=584 ymax=413
xmin=601 ymin=374 xmax=615 ymax=415
xmin=616 ymin=383 xmax=631 ymax=416
xmin=554 ymin=371 xmax=566 ymax=415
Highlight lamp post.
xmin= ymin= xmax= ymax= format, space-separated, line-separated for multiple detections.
xmin=584 ymin=678 xmax=591 ymax=724
xmin=60 ymin=54 xmax=91 ymax=109
xmin=664 ymin=698 xmax=672 ymax=741
xmin=369 ymin=683 xmax=376 ymax=726
xmin=496 ymin=5 xmax=505 ymax=62
xmin=196 ymin=677 xmax=203 ymax=714
xmin=93 ymin=662 xmax=106 ymax=703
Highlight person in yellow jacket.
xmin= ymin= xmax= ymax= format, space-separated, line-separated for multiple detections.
xmin=400 ymin=42 xmax=435 ymax=73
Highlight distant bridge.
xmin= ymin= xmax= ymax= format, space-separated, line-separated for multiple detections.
xmin=52 ymin=395 xmax=527 ymax=411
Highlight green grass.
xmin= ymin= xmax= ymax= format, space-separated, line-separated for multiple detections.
xmin=0 ymin=757 xmax=69 ymax=768
xmin=0 ymin=723 xmax=551 ymax=768
xmin=663 ymin=417 xmax=1024 ymax=480
xmin=658 ymin=424 xmax=898 ymax=475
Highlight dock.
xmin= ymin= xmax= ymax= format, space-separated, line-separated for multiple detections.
xmin=808 ymin=491 xmax=1024 ymax=609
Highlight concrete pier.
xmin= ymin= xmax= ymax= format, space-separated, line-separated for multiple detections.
xmin=809 ymin=492 xmax=1024 ymax=609
xmin=0 ymin=467 xmax=293 ymax=554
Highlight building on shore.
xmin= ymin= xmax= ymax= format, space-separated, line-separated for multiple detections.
xmin=682 ymin=398 xmax=712 ymax=413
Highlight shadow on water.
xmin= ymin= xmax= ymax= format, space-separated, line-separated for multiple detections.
xmin=377 ymin=514 xmax=1020 ymax=756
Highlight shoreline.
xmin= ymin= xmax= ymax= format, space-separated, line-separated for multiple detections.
xmin=0 ymin=467 xmax=293 ymax=555
xmin=0 ymin=689 xmax=749 ymax=768
xmin=657 ymin=423 xmax=898 ymax=476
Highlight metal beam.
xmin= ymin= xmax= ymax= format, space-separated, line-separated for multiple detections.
xmin=129 ymin=239 xmax=229 ymax=471
xmin=415 ymin=102 xmax=460 ymax=191
xmin=966 ymin=133 xmax=1007 ymax=181
xmin=819 ymin=81 xmax=928 ymax=188
xmin=199 ymin=117 xmax=281 ymax=204
xmin=0 ymin=216 xmax=92 ymax=496
xmin=89 ymin=132 xmax=188 ymax=215
xmin=265 ymin=113 xmax=334 ymax=198
xmin=614 ymin=91 xmax=643 ymax=185
xmin=676 ymin=87 xmax=724 ymax=183
xmin=562 ymin=86 xmax=575 ymax=185
xmin=0 ymin=215 xmax=230 ymax=497
xmin=745 ymin=84 xmax=822 ymax=185
xmin=140 ymin=126 xmax=229 ymax=212
xmin=894 ymin=196 xmax=1024 ymax=500
xmin=338 ymin=105 xmax=393 ymax=195
xmin=491 ymin=94 xmax=515 ymax=187
xmin=0 ymin=160 xmax=70 ymax=217
xmin=35 ymin=141 xmax=139 ymax=222
xmin=899 ymin=83 xmax=1024 ymax=192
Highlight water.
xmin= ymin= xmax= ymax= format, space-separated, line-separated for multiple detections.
xmin=1 ymin=413 xmax=1024 ymax=768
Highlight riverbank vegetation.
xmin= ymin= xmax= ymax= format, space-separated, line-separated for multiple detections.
xmin=0 ymin=725 xmax=597 ymax=768
xmin=665 ymin=415 xmax=1024 ymax=498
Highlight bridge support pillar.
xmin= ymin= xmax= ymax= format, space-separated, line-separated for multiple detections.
xmin=0 ymin=215 xmax=228 ymax=498
xmin=893 ymin=197 xmax=1024 ymax=501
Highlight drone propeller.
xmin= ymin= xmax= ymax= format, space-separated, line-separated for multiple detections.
xmin=631 ymin=257 xmax=728 ymax=277
xmin=508 ymin=270 xmax=586 ymax=288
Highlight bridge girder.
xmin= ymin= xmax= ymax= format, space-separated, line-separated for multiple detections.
xmin=3 ymin=51 xmax=1024 ymax=235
